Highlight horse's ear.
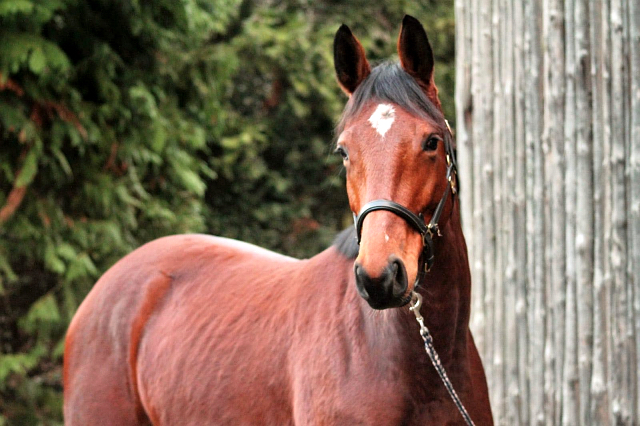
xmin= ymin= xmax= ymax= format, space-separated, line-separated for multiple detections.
xmin=334 ymin=24 xmax=371 ymax=96
xmin=397 ymin=15 xmax=441 ymax=108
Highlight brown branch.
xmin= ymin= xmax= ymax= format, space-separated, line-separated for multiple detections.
xmin=1 ymin=74 xmax=87 ymax=139
xmin=0 ymin=77 xmax=87 ymax=225
xmin=0 ymin=150 xmax=29 ymax=225
xmin=103 ymin=142 xmax=120 ymax=172
xmin=263 ymin=78 xmax=283 ymax=111
xmin=42 ymin=100 xmax=88 ymax=139
xmin=0 ymin=181 xmax=28 ymax=225
xmin=0 ymin=72 xmax=24 ymax=97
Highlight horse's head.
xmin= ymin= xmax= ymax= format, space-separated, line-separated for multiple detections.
xmin=334 ymin=16 xmax=455 ymax=310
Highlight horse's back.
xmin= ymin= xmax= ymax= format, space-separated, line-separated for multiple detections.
xmin=63 ymin=234 xmax=300 ymax=425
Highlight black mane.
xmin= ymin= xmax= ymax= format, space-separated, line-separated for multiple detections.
xmin=335 ymin=62 xmax=446 ymax=138
xmin=332 ymin=227 xmax=359 ymax=259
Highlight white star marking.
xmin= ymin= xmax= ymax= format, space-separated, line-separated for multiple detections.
xmin=368 ymin=104 xmax=396 ymax=138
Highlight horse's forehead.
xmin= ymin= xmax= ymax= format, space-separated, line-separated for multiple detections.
xmin=346 ymin=103 xmax=420 ymax=143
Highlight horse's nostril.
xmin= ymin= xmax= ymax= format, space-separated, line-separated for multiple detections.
xmin=391 ymin=259 xmax=408 ymax=296
xmin=354 ymin=263 xmax=370 ymax=299
xmin=355 ymin=264 xmax=365 ymax=281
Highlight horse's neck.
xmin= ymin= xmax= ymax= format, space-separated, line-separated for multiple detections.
xmin=415 ymin=209 xmax=472 ymax=360
xmin=358 ymin=206 xmax=472 ymax=367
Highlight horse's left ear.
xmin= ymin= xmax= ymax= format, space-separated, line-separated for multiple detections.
xmin=397 ymin=15 xmax=441 ymax=109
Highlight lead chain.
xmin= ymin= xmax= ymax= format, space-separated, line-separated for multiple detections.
xmin=409 ymin=292 xmax=476 ymax=426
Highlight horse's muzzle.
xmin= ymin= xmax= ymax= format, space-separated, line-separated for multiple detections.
xmin=354 ymin=258 xmax=408 ymax=309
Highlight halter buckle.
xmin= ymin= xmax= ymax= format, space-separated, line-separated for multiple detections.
xmin=448 ymin=171 xmax=457 ymax=194
xmin=422 ymin=231 xmax=436 ymax=273
xmin=445 ymin=119 xmax=453 ymax=135
xmin=426 ymin=224 xmax=441 ymax=238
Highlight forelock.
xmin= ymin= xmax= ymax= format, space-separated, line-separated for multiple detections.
xmin=334 ymin=62 xmax=445 ymax=140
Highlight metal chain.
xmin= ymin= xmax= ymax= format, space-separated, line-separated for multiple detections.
xmin=409 ymin=292 xmax=476 ymax=426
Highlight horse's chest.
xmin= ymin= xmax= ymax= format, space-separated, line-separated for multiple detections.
xmin=293 ymin=382 xmax=466 ymax=426
xmin=289 ymin=357 xmax=470 ymax=425
xmin=288 ymin=364 xmax=406 ymax=424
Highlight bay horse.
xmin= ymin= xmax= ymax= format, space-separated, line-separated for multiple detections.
xmin=64 ymin=16 xmax=493 ymax=425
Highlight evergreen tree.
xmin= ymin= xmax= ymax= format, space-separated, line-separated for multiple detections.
xmin=0 ymin=1 xmax=453 ymax=422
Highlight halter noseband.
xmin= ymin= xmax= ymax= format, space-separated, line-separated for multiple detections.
xmin=353 ymin=120 xmax=457 ymax=276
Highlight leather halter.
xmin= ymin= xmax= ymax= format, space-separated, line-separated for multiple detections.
xmin=353 ymin=121 xmax=457 ymax=277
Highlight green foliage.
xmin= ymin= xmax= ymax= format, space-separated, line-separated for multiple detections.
xmin=0 ymin=0 xmax=454 ymax=422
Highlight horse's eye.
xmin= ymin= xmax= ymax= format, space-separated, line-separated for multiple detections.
xmin=334 ymin=146 xmax=349 ymax=160
xmin=422 ymin=136 xmax=441 ymax=152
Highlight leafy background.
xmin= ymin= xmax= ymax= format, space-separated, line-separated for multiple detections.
xmin=0 ymin=0 xmax=454 ymax=423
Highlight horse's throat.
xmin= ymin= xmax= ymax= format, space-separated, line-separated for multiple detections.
xmin=412 ymin=225 xmax=472 ymax=360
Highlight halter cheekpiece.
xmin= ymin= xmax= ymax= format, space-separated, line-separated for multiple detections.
xmin=353 ymin=120 xmax=457 ymax=275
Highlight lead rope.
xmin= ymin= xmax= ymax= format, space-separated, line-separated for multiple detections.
xmin=409 ymin=292 xmax=476 ymax=426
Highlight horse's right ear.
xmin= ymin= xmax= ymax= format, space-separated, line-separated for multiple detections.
xmin=334 ymin=25 xmax=371 ymax=96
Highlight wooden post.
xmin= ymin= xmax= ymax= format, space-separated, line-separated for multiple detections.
xmin=456 ymin=0 xmax=640 ymax=423
xmin=629 ymin=0 xmax=640 ymax=416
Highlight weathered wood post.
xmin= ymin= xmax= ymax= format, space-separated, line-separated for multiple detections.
xmin=455 ymin=0 xmax=640 ymax=424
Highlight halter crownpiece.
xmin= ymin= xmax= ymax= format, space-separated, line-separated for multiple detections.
xmin=353 ymin=119 xmax=457 ymax=275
